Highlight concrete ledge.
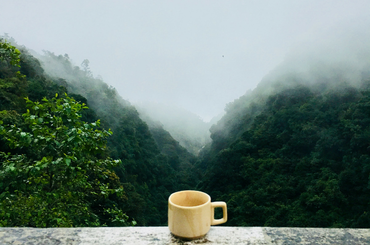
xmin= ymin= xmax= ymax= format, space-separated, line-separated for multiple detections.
xmin=1 ymin=227 xmax=370 ymax=244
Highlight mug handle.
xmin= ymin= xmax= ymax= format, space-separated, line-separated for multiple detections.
xmin=211 ymin=201 xmax=227 ymax=225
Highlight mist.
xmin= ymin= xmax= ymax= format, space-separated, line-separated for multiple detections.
xmin=4 ymin=1 xmax=370 ymax=230
xmin=2 ymin=1 xmax=370 ymax=122
xmin=208 ymin=14 xmax=370 ymax=147
xmin=258 ymin=17 xmax=370 ymax=95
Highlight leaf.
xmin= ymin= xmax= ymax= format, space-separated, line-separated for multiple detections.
xmin=65 ymin=158 xmax=71 ymax=166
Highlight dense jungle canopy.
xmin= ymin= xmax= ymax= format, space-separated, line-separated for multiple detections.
xmin=1 ymin=37 xmax=370 ymax=228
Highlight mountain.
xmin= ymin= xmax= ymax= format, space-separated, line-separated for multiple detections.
xmin=135 ymin=102 xmax=211 ymax=155
xmin=197 ymin=56 xmax=370 ymax=227
xmin=0 ymin=36 xmax=196 ymax=226
xmin=3 ymin=34 xmax=370 ymax=228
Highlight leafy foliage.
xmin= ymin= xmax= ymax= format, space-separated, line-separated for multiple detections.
xmin=0 ymin=38 xmax=25 ymax=79
xmin=199 ymin=82 xmax=370 ymax=228
xmin=0 ymin=37 xmax=198 ymax=227
xmin=5 ymin=35 xmax=370 ymax=229
xmin=0 ymin=40 xmax=21 ymax=67
xmin=0 ymin=94 xmax=132 ymax=227
xmin=26 ymin=45 xmax=197 ymax=225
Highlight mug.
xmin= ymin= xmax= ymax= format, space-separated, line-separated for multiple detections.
xmin=168 ymin=190 xmax=227 ymax=239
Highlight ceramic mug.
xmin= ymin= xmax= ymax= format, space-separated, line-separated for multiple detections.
xmin=168 ymin=190 xmax=227 ymax=239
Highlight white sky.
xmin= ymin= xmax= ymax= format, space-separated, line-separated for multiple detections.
xmin=1 ymin=0 xmax=369 ymax=121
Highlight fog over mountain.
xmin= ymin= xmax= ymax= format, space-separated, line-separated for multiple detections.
xmin=1 ymin=1 xmax=369 ymax=121
xmin=3 ymin=1 xmax=370 ymax=229
xmin=221 ymin=15 xmax=370 ymax=111
xmin=267 ymin=19 xmax=370 ymax=86
xmin=135 ymin=101 xmax=213 ymax=155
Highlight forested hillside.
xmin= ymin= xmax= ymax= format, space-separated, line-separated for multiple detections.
xmin=198 ymin=71 xmax=370 ymax=227
xmin=0 ymin=37 xmax=196 ymax=226
xmin=2 ymin=35 xmax=370 ymax=229
xmin=136 ymin=102 xmax=211 ymax=155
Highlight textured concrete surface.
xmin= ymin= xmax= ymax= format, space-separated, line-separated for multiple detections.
xmin=0 ymin=227 xmax=370 ymax=244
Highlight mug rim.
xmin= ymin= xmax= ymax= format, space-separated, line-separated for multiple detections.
xmin=169 ymin=190 xmax=211 ymax=209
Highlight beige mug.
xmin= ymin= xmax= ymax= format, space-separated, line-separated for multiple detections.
xmin=168 ymin=190 xmax=227 ymax=239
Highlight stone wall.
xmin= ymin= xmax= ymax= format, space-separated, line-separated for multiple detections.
xmin=1 ymin=227 xmax=370 ymax=244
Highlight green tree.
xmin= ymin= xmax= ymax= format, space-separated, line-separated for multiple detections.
xmin=0 ymin=40 xmax=21 ymax=67
xmin=0 ymin=39 xmax=25 ymax=79
xmin=0 ymin=94 xmax=132 ymax=227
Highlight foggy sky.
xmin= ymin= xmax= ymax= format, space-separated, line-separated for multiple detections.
xmin=1 ymin=0 xmax=370 ymax=121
